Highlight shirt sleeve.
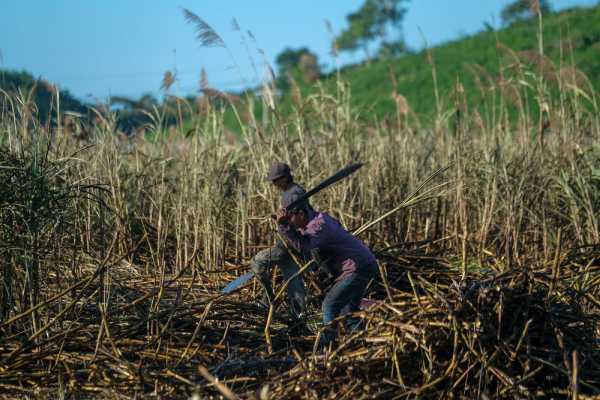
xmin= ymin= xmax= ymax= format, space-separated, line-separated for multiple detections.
xmin=306 ymin=216 xmax=332 ymax=251
xmin=281 ymin=186 xmax=306 ymax=208
xmin=278 ymin=224 xmax=308 ymax=254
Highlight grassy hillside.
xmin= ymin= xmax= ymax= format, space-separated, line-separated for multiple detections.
xmin=277 ymin=3 xmax=600 ymax=124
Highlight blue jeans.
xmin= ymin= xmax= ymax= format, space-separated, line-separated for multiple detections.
xmin=320 ymin=262 xmax=377 ymax=345
xmin=250 ymin=240 xmax=306 ymax=317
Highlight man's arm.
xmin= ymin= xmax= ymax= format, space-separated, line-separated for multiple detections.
xmin=276 ymin=210 xmax=306 ymax=254
xmin=281 ymin=185 xmax=309 ymax=211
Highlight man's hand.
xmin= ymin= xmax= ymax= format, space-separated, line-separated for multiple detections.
xmin=275 ymin=208 xmax=290 ymax=225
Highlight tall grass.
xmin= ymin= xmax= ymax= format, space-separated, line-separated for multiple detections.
xmin=3 ymin=46 xmax=600 ymax=268
xmin=2 ymin=50 xmax=599 ymax=302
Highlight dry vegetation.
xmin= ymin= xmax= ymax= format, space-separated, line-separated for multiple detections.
xmin=1 ymin=21 xmax=600 ymax=400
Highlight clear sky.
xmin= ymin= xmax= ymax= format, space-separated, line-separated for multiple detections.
xmin=1 ymin=0 xmax=597 ymax=101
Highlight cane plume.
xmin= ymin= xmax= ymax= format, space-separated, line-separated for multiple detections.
xmin=161 ymin=70 xmax=175 ymax=92
xmin=231 ymin=18 xmax=240 ymax=32
xmin=182 ymin=8 xmax=225 ymax=48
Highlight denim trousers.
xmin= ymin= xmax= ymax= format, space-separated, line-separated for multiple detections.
xmin=250 ymin=240 xmax=307 ymax=316
xmin=319 ymin=262 xmax=377 ymax=346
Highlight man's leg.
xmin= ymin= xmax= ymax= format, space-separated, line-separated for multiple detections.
xmin=250 ymin=247 xmax=279 ymax=305
xmin=250 ymin=243 xmax=306 ymax=316
xmin=320 ymin=264 xmax=376 ymax=347
xmin=278 ymin=254 xmax=307 ymax=318
xmin=322 ymin=274 xmax=368 ymax=323
xmin=272 ymin=240 xmax=307 ymax=318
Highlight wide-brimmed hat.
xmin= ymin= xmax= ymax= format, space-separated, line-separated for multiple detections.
xmin=265 ymin=162 xmax=291 ymax=182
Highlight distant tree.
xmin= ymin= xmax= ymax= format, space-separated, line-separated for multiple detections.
xmin=0 ymin=69 xmax=88 ymax=124
xmin=337 ymin=0 xmax=409 ymax=59
xmin=377 ymin=40 xmax=409 ymax=58
xmin=275 ymin=48 xmax=312 ymax=75
xmin=501 ymin=0 xmax=551 ymax=25
xmin=110 ymin=93 xmax=160 ymax=133
xmin=275 ymin=47 xmax=321 ymax=87
xmin=110 ymin=93 xmax=158 ymax=111
xmin=297 ymin=52 xmax=321 ymax=83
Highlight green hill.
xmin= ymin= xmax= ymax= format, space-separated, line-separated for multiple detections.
xmin=276 ymin=3 xmax=600 ymax=124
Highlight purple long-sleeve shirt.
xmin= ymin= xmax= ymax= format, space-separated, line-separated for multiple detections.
xmin=279 ymin=211 xmax=377 ymax=279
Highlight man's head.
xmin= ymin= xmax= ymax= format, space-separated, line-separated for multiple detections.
xmin=266 ymin=162 xmax=293 ymax=191
xmin=287 ymin=207 xmax=310 ymax=230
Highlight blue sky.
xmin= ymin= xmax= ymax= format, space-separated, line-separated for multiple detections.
xmin=1 ymin=0 xmax=597 ymax=101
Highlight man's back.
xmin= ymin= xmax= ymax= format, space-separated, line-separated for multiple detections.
xmin=281 ymin=183 xmax=311 ymax=210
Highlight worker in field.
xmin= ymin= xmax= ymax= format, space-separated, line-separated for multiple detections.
xmin=250 ymin=162 xmax=311 ymax=319
xmin=275 ymin=203 xmax=378 ymax=348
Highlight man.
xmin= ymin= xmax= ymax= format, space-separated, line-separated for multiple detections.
xmin=276 ymin=204 xmax=377 ymax=348
xmin=250 ymin=162 xmax=311 ymax=318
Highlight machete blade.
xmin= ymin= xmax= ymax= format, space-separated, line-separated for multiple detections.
xmin=285 ymin=162 xmax=363 ymax=211
xmin=221 ymin=271 xmax=254 ymax=294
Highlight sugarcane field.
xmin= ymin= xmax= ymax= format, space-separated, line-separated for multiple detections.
xmin=1 ymin=2 xmax=600 ymax=399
